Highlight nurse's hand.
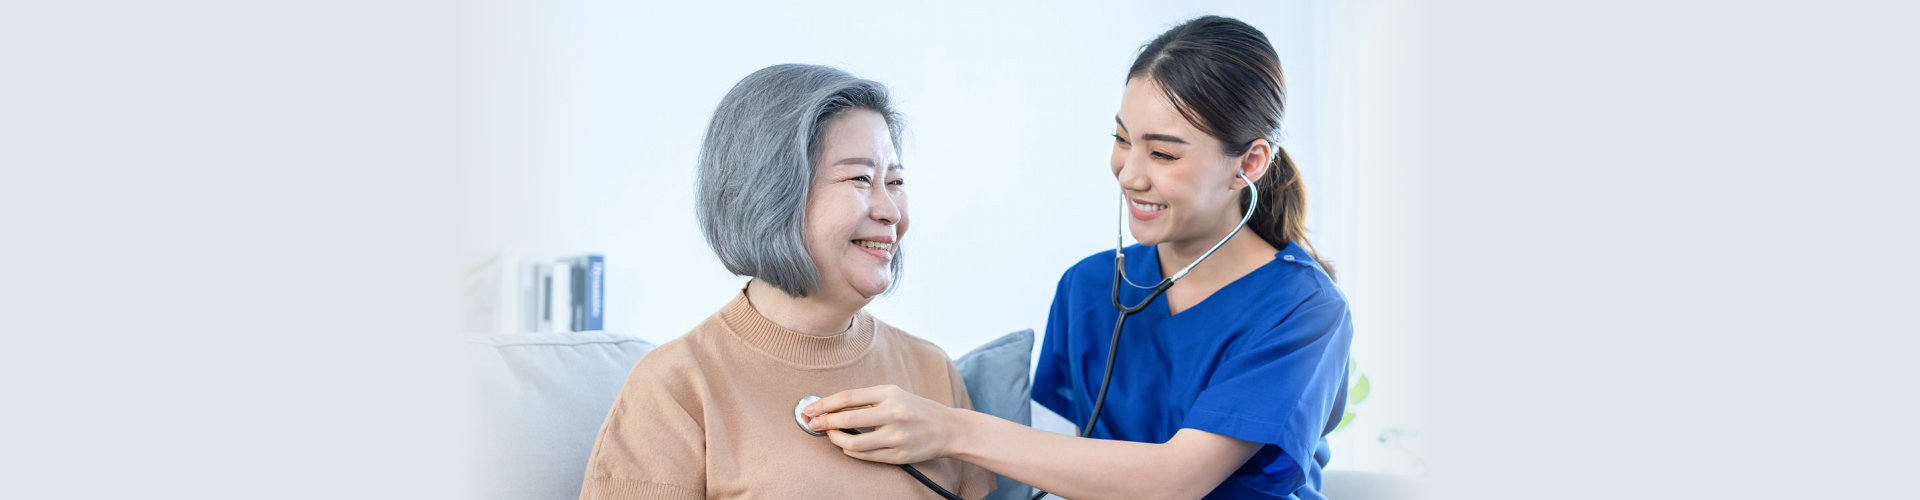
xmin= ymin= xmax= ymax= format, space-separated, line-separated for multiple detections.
xmin=801 ymin=384 xmax=960 ymax=465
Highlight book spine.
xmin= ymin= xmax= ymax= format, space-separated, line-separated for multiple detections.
xmin=549 ymin=261 xmax=572 ymax=332
xmin=534 ymin=263 xmax=554 ymax=332
xmin=583 ymin=255 xmax=604 ymax=331
xmin=569 ymin=257 xmax=586 ymax=331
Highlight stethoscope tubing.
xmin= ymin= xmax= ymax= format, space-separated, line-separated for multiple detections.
xmin=1026 ymin=267 xmax=1171 ymax=500
xmin=1084 ymin=263 xmax=1173 ymax=439
xmin=1030 ymin=174 xmax=1257 ymax=500
xmin=839 ymin=427 xmax=966 ymax=500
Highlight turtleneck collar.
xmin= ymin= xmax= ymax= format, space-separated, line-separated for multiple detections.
xmin=718 ymin=290 xmax=877 ymax=370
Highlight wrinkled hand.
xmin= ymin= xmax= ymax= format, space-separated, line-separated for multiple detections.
xmin=801 ymin=384 xmax=961 ymax=465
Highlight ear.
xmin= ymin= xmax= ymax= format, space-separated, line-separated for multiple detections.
xmin=1233 ymin=138 xmax=1274 ymax=190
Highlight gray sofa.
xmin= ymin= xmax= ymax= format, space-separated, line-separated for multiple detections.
xmin=465 ymin=329 xmax=1037 ymax=500
xmin=464 ymin=329 xmax=1416 ymax=500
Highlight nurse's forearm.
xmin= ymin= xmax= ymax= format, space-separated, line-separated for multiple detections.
xmin=946 ymin=409 xmax=1251 ymax=500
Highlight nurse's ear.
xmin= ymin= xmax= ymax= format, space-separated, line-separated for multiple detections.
xmin=1232 ymin=138 xmax=1274 ymax=190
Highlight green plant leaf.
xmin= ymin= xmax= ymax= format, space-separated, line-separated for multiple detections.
xmin=1335 ymin=411 xmax=1356 ymax=431
xmin=1351 ymin=373 xmax=1371 ymax=405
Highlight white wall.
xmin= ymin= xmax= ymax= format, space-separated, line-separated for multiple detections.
xmin=462 ymin=0 xmax=1423 ymax=474
xmin=466 ymin=0 xmax=1329 ymax=349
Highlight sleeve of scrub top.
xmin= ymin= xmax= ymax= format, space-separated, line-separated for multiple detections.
xmin=1029 ymin=269 xmax=1079 ymax=426
xmin=578 ymin=360 xmax=706 ymax=499
xmin=1181 ymin=289 xmax=1353 ymax=489
xmin=944 ymin=361 xmax=1000 ymax=500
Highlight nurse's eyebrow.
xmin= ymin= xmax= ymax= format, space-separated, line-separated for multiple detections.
xmin=1141 ymin=133 xmax=1188 ymax=145
xmin=1114 ymin=116 xmax=1188 ymax=145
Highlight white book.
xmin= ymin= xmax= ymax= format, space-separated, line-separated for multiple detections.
xmin=517 ymin=260 xmax=540 ymax=333
xmin=532 ymin=263 xmax=553 ymax=333
xmin=548 ymin=261 xmax=573 ymax=332
xmin=459 ymin=256 xmax=504 ymax=334
xmin=460 ymin=252 xmax=528 ymax=334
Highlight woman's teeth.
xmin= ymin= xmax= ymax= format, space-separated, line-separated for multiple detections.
xmin=1131 ymin=201 xmax=1166 ymax=212
xmin=854 ymin=240 xmax=893 ymax=251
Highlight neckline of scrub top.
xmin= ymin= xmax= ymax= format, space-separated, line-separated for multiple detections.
xmin=1142 ymin=243 xmax=1293 ymax=319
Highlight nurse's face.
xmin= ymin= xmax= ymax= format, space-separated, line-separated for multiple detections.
xmin=1111 ymin=77 xmax=1249 ymax=248
xmin=804 ymin=108 xmax=908 ymax=302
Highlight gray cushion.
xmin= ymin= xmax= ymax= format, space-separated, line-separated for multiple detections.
xmin=953 ymin=329 xmax=1036 ymax=500
xmin=465 ymin=332 xmax=655 ymax=500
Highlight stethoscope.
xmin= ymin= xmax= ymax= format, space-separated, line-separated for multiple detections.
xmin=795 ymin=172 xmax=1258 ymax=500
xmin=793 ymin=395 xmax=964 ymax=499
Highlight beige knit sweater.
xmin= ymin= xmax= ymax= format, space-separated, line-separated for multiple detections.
xmin=579 ymin=291 xmax=995 ymax=499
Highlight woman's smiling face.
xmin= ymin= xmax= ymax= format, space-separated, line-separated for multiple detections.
xmin=805 ymin=108 xmax=908 ymax=302
xmin=1111 ymin=77 xmax=1248 ymax=248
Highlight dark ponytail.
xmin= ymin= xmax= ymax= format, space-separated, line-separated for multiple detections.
xmin=1246 ymin=145 xmax=1331 ymax=279
xmin=1131 ymin=15 xmax=1334 ymax=279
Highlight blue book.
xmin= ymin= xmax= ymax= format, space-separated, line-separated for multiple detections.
xmin=567 ymin=254 xmax=605 ymax=331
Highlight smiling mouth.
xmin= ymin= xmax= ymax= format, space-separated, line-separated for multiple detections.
xmin=1130 ymin=200 xmax=1166 ymax=213
xmin=853 ymin=240 xmax=893 ymax=252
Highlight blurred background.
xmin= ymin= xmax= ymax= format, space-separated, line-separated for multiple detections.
xmin=459 ymin=0 xmax=1432 ymax=476
xmin=9 ymin=0 xmax=1916 ymax=498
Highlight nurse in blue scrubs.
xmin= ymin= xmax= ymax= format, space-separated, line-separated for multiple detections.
xmin=803 ymin=16 xmax=1353 ymax=499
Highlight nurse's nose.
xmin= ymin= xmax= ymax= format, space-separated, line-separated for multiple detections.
xmin=1115 ymin=154 xmax=1151 ymax=193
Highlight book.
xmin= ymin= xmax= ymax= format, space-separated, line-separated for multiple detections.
xmin=547 ymin=261 xmax=572 ymax=332
xmin=461 ymin=253 xmax=518 ymax=334
xmin=461 ymin=252 xmax=605 ymax=334
xmin=565 ymin=254 xmax=605 ymax=331
xmin=531 ymin=263 xmax=553 ymax=332
xmin=518 ymin=261 xmax=540 ymax=332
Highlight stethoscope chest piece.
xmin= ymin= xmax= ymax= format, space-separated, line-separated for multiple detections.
xmin=795 ymin=395 xmax=825 ymax=436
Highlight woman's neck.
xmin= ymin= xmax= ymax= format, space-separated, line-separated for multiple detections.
xmin=744 ymin=279 xmax=866 ymax=338
xmin=1157 ymin=218 xmax=1277 ymax=287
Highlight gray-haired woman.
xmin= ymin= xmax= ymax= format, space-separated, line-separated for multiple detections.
xmin=579 ymin=64 xmax=995 ymax=500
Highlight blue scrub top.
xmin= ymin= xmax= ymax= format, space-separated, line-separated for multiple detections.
xmin=1032 ymin=242 xmax=1354 ymax=500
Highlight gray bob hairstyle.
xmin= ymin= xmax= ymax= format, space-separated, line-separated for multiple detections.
xmin=695 ymin=64 xmax=905 ymax=298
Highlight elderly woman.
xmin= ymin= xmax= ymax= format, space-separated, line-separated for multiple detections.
xmin=578 ymin=64 xmax=994 ymax=500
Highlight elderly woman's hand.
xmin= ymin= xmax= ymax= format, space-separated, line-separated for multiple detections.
xmin=801 ymin=384 xmax=964 ymax=464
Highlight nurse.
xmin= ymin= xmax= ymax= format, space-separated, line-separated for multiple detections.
xmin=802 ymin=15 xmax=1353 ymax=500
